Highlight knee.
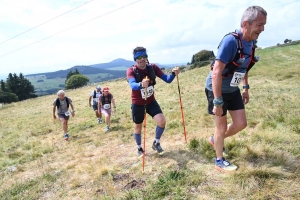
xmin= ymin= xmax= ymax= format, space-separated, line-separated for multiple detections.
xmin=237 ymin=121 xmax=247 ymax=130
xmin=159 ymin=118 xmax=166 ymax=128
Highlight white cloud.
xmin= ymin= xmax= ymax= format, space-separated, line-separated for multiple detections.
xmin=0 ymin=0 xmax=300 ymax=78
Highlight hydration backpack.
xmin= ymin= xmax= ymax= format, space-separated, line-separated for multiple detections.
xmin=132 ymin=64 xmax=156 ymax=86
xmin=56 ymin=97 xmax=69 ymax=109
xmin=211 ymin=31 xmax=259 ymax=77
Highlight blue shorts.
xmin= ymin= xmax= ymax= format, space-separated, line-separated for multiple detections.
xmin=205 ymin=88 xmax=244 ymax=116
xmin=131 ymin=100 xmax=162 ymax=124
xmin=92 ymin=104 xmax=98 ymax=111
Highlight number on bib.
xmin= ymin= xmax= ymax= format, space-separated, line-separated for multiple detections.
xmin=103 ymin=104 xmax=110 ymax=109
xmin=230 ymin=72 xmax=245 ymax=87
xmin=140 ymin=86 xmax=154 ymax=99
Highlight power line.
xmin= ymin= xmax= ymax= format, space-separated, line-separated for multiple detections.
xmin=0 ymin=0 xmax=95 ymax=45
xmin=0 ymin=0 xmax=143 ymax=58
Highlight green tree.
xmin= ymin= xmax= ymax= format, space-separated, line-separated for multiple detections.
xmin=191 ymin=55 xmax=195 ymax=64
xmin=65 ymin=68 xmax=80 ymax=84
xmin=65 ymin=74 xmax=89 ymax=89
xmin=194 ymin=50 xmax=214 ymax=62
xmin=0 ymin=79 xmax=7 ymax=92
xmin=0 ymin=91 xmax=18 ymax=103
xmin=5 ymin=73 xmax=37 ymax=101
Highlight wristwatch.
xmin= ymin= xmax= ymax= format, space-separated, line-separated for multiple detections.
xmin=243 ymin=85 xmax=250 ymax=89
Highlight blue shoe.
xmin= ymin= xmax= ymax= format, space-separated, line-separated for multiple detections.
xmin=105 ymin=126 xmax=110 ymax=132
xmin=64 ymin=133 xmax=69 ymax=141
xmin=98 ymin=119 xmax=102 ymax=124
xmin=208 ymin=135 xmax=227 ymax=156
xmin=215 ymin=157 xmax=237 ymax=173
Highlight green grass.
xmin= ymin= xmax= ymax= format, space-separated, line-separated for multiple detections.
xmin=0 ymin=43 xmax=300 ymax=199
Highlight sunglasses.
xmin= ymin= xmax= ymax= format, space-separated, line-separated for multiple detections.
xmin=136 ymin=55 xmax=147 ymax=60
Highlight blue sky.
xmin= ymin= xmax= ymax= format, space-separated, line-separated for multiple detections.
xmin=0 ymin=0 xmax=299 ymax=79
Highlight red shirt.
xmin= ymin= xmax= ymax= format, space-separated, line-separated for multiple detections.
xmin=126 ymin=64 xmax=164 ymax=105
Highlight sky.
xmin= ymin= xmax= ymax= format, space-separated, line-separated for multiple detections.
xmin=0 ymin=0 xmax=299 ymax=79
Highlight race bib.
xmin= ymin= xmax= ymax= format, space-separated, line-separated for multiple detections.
xmin=65 ymin=111 xmax=70 ymax=116
xmin=140 ymin=86 xmax=154 ymax=99
xmin=103 ymin=104 xmax=110 ymax=109
xmin=230 ymin=72 xmax=245 ymax=87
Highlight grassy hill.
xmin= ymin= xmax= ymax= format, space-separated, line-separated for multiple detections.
xmin=1 ymin=44 xmax=300 ymax=199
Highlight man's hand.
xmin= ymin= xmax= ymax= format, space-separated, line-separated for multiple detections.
xmin=173 ymin=67 xmax=180 ymax=76
xmin=213 ymin=106 xmax=223 ymax=117
xmin=142 ymin=76 xmax=150 ymax=88
xmin=242 ymin=90 xmax=249 ymax=104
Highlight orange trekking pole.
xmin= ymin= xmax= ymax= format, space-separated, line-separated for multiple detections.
xmin=175 ymin=66 xmax=187 ymax=143
xmin=142 ymin=76 xmax=149 ymax=172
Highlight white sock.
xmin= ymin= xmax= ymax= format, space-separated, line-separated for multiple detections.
xmin=155 ymin=139 xmax=160 ymax=143
xmin=138 ymin=145 xmax=142 ymax=148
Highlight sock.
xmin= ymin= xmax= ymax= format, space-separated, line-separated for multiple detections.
xmin=134 ymin=133 xmax=142 ymax=146
xmin=155 ymin=126 xmax=165 ymax=142
xmin=138 ymin=145 xmax=142 ymax=149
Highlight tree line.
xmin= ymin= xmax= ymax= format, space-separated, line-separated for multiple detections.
xmin=0 ymin=73 xmax=37 ymax=103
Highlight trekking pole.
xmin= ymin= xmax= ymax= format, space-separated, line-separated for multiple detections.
xmin=175 ymin=66 xmax=187 ymax=143
xmin=142 ymin=76 xmax=149 ymax=172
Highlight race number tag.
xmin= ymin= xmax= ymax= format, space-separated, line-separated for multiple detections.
xmin=230 ymin=72 xmax=245 ymax=87
xmin=103 ymin=104 xmax=110 ymax=109
xmin=65 ymin=111 xmax=70 ymax=116
xmin=140 ymin=86 xmax=154 ymax=99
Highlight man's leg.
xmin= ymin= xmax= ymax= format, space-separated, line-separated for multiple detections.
xmin=213 ymin=115 xmax=228 ymax=159
xmin=225 ymin=109 xmax=247 ymax=138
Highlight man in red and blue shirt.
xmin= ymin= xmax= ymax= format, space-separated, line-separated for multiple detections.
xmin=126 ymin=46 xmax=179 ymax=157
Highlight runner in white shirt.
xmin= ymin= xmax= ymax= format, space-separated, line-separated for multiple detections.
xmin=89 ymin=85 xmax=102 ymax=124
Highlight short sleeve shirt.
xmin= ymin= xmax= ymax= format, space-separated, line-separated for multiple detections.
xmin=205 ymin=30 xmax=253 ymax=93
xmin=90 ymin=90 xmax=102 ymax=105
xmin=53 ymin=97 xmax=72 ymax=114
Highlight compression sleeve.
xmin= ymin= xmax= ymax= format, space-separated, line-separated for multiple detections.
xmin=128 ymin=77 xmax=141 ymax=90
xmin=160 ymin=73 xmax=175 ymax=83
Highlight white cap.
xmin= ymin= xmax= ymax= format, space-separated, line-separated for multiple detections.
xmin=96 ymin=85 xmax=101 ymax=90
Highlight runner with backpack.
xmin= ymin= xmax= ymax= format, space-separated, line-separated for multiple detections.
xmin=97 ymin=86 xmax=116 ymax=132
xmin=126 ymin=46 xmax=180 ymax=157
xmin=52 ymin=90 xmax=75 ymax=140
xmin=89 ymin=85 xmax=103 ymax=124
xmin=205 ymin=6 xmax=267 ymax=173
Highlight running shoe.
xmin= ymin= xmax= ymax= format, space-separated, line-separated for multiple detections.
xmin=64 ymin=133 xmax=69 ymax=141
xmin=138 ymin=147 xmax=144 ymax=158
xmin=215 ymin=157 xmax=237 ymax=173
xmin=152 ymin=141 xmax=164 ymax=155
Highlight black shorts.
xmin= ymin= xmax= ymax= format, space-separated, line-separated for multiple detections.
xmin=205 ymin=88 xmax=244 ymax=116
xmin=131 ymin=100 xmax=162 ymax=124
xmin=58 ymin=113 xmax=70 ymax=120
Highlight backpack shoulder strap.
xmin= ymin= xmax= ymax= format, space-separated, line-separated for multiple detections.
xmin=56 ymin=98 xmax=60 ymax=108
xmin=93 ymin=90 xmax=96 ymax=98
xmin=65 ymin=97 xmax=69 ymax=108
xmin=132 ymin=65 xmax=141 ymax=82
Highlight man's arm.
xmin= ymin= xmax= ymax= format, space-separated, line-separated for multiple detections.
xmin=242 ymin=73 xmax=249 ymax=104
xmin=53 ymin=106 xmax=56 ymax=119
xmin=89 ymin=96 xmax=92 ymax=106
xmin=212 ymin=60 xmax=226 ymax=116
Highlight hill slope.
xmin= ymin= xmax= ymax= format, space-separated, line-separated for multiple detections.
xmin=0 ymin=44 xmax=300 ymax=199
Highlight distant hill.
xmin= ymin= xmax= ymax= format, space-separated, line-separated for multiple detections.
xmin=24 ymin=58 xmax=179 ymax=96
xmin=89 ymin=58 xmax=172 ymax=70
xmin=26 ymin=65 xmax=125 ymax=79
